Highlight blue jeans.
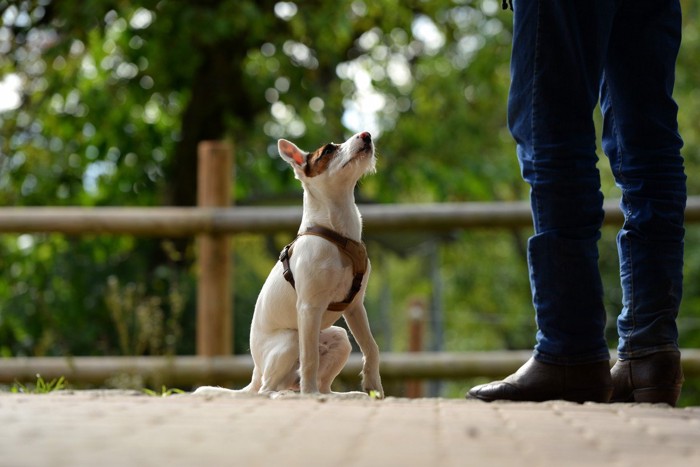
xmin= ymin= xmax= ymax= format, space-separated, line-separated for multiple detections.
xmin=509 ymin=0 xmax=686 ymax=364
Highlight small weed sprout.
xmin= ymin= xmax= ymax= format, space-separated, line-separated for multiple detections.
xmin=11 ymin=374 xmax=66 ymax=394
xmin=143 ymin=385 xmax=186 ymax=397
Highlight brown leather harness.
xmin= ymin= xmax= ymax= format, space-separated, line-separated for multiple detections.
xmin=279 ymin=225 xmax=368 ymax=312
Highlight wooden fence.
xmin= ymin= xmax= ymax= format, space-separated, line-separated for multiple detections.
xmin=3 ymin=350 xmax=700 ymax=387
xmin=2 ymin=141 xmax=700 ymax=385
xmin=4 ymin=197 xmax=700 ymax=236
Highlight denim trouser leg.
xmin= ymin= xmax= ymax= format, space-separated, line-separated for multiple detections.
xmin=600 ymin=1 xmax=686 ymax=360
xmin=510 ymin=0 xmax=685 ymax=365
xmin=509 ymin=0 xmax=617 ymax=365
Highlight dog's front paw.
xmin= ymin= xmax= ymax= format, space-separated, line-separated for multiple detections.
xmin=362 ymin=373 xmax=384 ymax=399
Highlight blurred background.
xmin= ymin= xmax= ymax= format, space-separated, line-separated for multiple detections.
xmin=1 ymin=0 xmax=699 ymax=403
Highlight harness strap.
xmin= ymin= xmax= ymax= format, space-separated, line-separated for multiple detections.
xmin=279 ymin=225 xmax=368 ymax=312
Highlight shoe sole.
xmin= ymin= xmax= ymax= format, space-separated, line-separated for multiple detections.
xmin=610 ymin=386 xmax=681 ymax=407
xmin=467 ymin=387 xmax=612 ymax=404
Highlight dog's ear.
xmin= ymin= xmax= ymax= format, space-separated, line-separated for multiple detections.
xmin=278 ymin=139 xmax=307 ymax=169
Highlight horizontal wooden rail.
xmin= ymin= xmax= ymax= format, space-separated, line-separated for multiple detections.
xmin=1 ymin=196 xmax=700 ymax=236
xmin=3 ymin=350 xmax=700 ymax=387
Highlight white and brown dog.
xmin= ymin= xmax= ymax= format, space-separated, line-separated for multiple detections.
xmin=195 ymin=131 xmax=383 ymax=398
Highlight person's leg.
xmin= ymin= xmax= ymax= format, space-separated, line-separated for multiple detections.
xmin=511 ymin=0 xmax=618 ymax=366
xmin=469 ymin=0 xmax=617 ymax=402
xmin=514 ymin=0 xmax=622 ymax=365
xmin=600 ymin=0 xmax=685 ymax=405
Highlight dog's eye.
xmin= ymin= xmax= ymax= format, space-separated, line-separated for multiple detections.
xmin=321 ymin=144 xmax=336 ymax=157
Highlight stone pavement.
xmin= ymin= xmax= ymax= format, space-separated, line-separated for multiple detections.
xmin=1 ymin=391 xmax=699 ymax=467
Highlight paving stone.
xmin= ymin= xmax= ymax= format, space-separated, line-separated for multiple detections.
xmin=1 ymin=392 xmax=699 ymax=467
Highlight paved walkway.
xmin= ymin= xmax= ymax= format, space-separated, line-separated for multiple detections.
xmin=1 ymin=391 xmax=699 ymax=467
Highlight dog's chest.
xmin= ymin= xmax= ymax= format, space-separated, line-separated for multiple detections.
xmin=254 ymin=244 xmax=368 ymax=330
xmin=281 ymin=226 xmax=368 ymax=312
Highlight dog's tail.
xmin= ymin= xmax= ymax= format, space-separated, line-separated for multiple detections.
xmin=191 ymin=366 xmax=262 ymax=396
xmin=191 ymin=384 xmax=257 ymax=397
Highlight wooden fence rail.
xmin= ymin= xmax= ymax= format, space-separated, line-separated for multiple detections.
xmin=2 ymin=196 xmax=700 ymax=235
xmin=2 ymin=350 xmax=700 ymax=387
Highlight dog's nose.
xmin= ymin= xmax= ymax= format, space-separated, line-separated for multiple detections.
xmin=359 ymin=132 xmax=372 ymax=143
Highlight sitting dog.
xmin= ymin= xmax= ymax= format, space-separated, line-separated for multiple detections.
xmin=195 ymin=131 xmax=383 ymax=398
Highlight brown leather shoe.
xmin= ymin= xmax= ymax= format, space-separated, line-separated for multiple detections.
xmin=610 ymin=350 xmax=684 ymax=406
xmin=467 ymin=357 xmax=613 ymax=403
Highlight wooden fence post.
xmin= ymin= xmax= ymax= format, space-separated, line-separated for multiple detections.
xmin=196 ymin=140 xmax=233 ymax=356
xmin=405 ymin=299 xmax=425 ymax=398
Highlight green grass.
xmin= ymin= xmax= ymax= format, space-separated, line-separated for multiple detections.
xmin=142 ymin=385 xmax=186 ymax=397
xmin=11 ymin=374 xmax=66 ymax=394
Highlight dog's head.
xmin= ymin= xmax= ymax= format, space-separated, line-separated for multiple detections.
xmin=278 ymin=132 xmax=376 ymax=186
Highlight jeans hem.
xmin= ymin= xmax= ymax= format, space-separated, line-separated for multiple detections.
xmin=534 ymin=349 xmax=611 ymax=366
xmin=616 ymin=344 xmax=680 ymax=361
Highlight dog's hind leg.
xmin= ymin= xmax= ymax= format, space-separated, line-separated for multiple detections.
xmin=257 ymin=329 xmax=300 ymax=393
xmin=239 ymin=364 xmax=263 ymax=393
xmin=317 ymin=326 xmax=352 ymax=393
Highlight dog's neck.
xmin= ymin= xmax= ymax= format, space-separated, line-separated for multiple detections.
xmin=299 ymin=184 xmax=362 ymax=241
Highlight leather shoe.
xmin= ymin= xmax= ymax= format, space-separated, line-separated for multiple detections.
xmin=610 ymin=350 xmax=684 ymax=406
xmin=467 ymin=357 xmax=613 ymax=403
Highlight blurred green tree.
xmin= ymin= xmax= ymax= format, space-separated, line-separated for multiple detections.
xmin=0 ymin=0 xmax=698 ymax=389
xmin=0 ymin=0 xmax=519 ymax=357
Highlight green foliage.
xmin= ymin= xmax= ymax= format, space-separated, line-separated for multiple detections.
xmin=0 ymin=0 xmax=699 ymax=404
xmin=105 ymin=269 xmax=187 ymax=356
xmin=142 ymin=385 xmax=186 ymax=397
xmin=11 ymin=374 xmax=67 ymax=394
